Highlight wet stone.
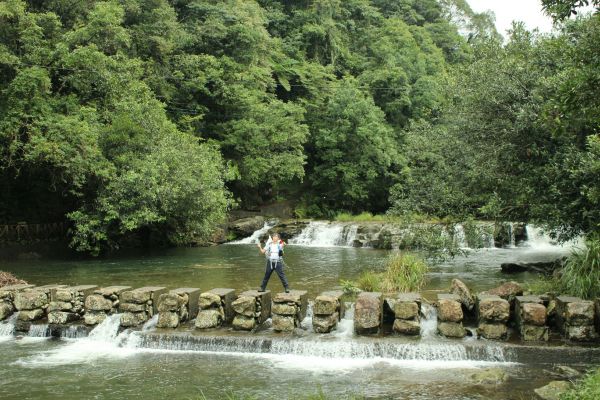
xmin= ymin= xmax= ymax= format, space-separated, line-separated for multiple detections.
xmin=47 ymin=311 xmax=78 ymax=324
xmin=195 ymin=309 xmax=224 ymax=329
xmin=437 ymin=298 xmax=463 ymax=323
xmin=85 ymin=295 xmax=113 ymax=312
xmin=393 ymin=319 xmax=421 ymax=335
xmin=14 ymin=291 xmax=48 ymax=311
xmin=232 ymin=296 xmax=256 ymax=317
xmin=199 ymin=293 xmax=222 ymax=310
xmin=313 ymin=295 xmax=339 ymax=316
xmin=157 ymin=311 xmax=180 ymax=329
xmin=240 ymin=290 xmax=271 ymax=323
xmin=354 ymin=292 xmax=382 ymax=334
xmin=313 ymin=312 xmax=339 ymax=333
xmin=84 ymin=311 xmax=107 ymax=325
xmin=521 ymin=303 xmax=547 ymax=326
xmin=0 ymin=303 xmax=13 ymax=320
xmin=450 ymin=279 xmax=475 ymax=311
xmin=232 ymin=314 xmax=256 ymax=331
xmin=485 ymin=281 xmax=523 ymax=300
xmin=566 ymin=325 xmax=597 ymax=342
xmin=272 ymin=303 xmax=297 ymax=316
xmin=534 ymin=381 xmax=572 ymax=400
xmin=469 ymin=368 xmax=508 ymax=385
xmin=119 ymin=303 xmax=147 ymax=313
xmin=477 ymin=323 xmax=508 ymax=340
xmin=94 ymin=286 xmax=132 ymax=297
xmin=47 ymin=301 xmax=73 ymax=312
xmin=565 ymin=301 xmax=595 ymax=326
xmin=207 ymin=288 xmax=236 ymax=323
xmin=158 ymin=293 xmax=185 ymax=313
xmin=120 ymin=311 xmax=148 ymax=327
xmin=437 ymin=321 xmax=466 ymax=338
xmin=477 ymin=295 xmax=510 ymax=323
xmin=520 ymin=324 xmax=549 ymax=341
xmin=394 ymin=301 xmax=419 ymax=320
xmin=273 ymin=314 xmax=295 ymax=332
xmin=17 ymin=309 xmax=44 ymax=321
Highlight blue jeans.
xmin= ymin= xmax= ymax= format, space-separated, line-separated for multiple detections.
xmin=260 ymin=259 xmax=289 ymax=290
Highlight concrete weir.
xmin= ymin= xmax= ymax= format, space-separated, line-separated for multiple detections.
xmin=0 ymin=281 xmax=599 ymax=346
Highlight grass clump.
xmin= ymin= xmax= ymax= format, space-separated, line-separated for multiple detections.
xmin=335 ymin=212 xmax=387 ymax=222
xmin=561 ymin=236 xmax=600 ymax=299
xmin=341 ymin=252 xmax=429 ymax=294
xmin=560 ymin=368 xmax=600 ymax=400
xmin=525 ymin=275 xmax=562 ymax=295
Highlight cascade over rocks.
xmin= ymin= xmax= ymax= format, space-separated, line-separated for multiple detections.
xmin=229 ymin=217 xmax=265 ymax=239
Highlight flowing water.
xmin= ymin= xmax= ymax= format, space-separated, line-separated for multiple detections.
xmin=0 ymin=223 xmax=589 ymax=399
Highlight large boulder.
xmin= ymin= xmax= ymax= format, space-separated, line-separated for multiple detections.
xmin=198 ymin=293 xmax=222 ymax=310
xmin=195 ymin=309 xmax=223 ymax=329
xmin=522 ymin=303 xmax=547 ymax=326
xmin=478 ymin=296 xmax=510 ymax=323
xmin=393 ymin=319 xmax=421 ymax=335
xmin=354 ymin=292 xmax=382 ymax=334
xmin=272 ymin=315 xmax=295 ymax=332
xmin=450 ymin=279 xmax=475 ymax=311
xmin=157 ymin=311 xmax=180 ymax=328
xmin=469 ymin=368 xmax=508 ymax=385
xmin=231 ymin=296 xmax=256 ymax=317
xmin=14 ymin=291 xmax=47 ymax=310
xmin=85 ymin=294 xmax=113 ymax=312
xmin=486 ymin=281 xmax=524 ymax=300
xmin=313 ymin=313 xmax=339 ymax=333
xmin=438 ymin=299 xmax=463 ymax=323
xmin=534 ymin=381 xmax=572 ymax=400
xmin=477 ymin=323 xmax=508 ymax=340
xmin=229 ymin=216 xmax=265 ymax=239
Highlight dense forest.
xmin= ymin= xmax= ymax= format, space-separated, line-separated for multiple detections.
xmin=0 ymin=0 xmax=598 ymax=254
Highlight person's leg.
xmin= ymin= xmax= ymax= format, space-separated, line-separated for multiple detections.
xmin=274 ymin=260 xmax=289 ymax=290
xmin=259 ymin=260 xmax=274 ymax=290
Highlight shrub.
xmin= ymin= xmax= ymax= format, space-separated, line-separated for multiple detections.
xmin=560 ymin=368 xmax=600 ymax=400
xmin=379 ymin=253 xmax=428 ymax=293
xmin=561 ymin=236 xmax=600 ymax=299
xmin=355 ymin=270 xmax=381 ymax=292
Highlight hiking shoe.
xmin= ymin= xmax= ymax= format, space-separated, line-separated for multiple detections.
xmin=285 ymin=288 xmax=290 ymax=293
xmin=258 ymin=288 xmax=265 ymax=292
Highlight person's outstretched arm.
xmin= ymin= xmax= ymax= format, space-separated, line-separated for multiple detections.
xmin=257 ymin=242 xmax=266 ymax=254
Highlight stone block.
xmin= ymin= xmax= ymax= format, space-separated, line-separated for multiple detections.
xmin=119 ymin=303 xmax=147 ymax=313
xmin=199 ymin=292 xmax=222 ymax=310
xmin=121 ymin=287 xmax=167 ymax=313
xmin=477 ymin=323 xmax=508 ymax=340
xmin=17 ymin=309 xmax=44 ymax=321
xmin=47 ymin=301 xmax=73 ymax=312
xmin=240 ymin=290 xmax=271 ymax=323
xmin=158 ymin=293 xmax=186 ymax=313
xmin=232 ymin=296 xmax=256 ymax=317
xmin=438 ymin=321 xmax=466 ymax=338
xmin=478 ymin=295 xmax=510 ymax=323
xmin=14 ymin=291 xmax=48 ymax=311
xmin=84 ymin=311 xmax=107 ymax=325
xmin=520 ymin=324 xmax=549 ymax=341
xmin=354 ymin=292 xmax=382 ymax=334
xmin=157 ymin=311 xmax=180 ymax=329
xmin=33 ymin=284 xmax=67 ymax=295
xmin=170 ymin=288 xmax=201 ymax=318
xmin=0 ymin=284 xmax=35 ymax=299
xmin=85 ymin=294 xmax=113 ymax=311
xmin=207 ymin=288 xmax=236 ymax=323
xmin=450 ymin=279 xmax=475 ymax=311
xmin=273 ymin=290 xmax=308 ymax=321
xmin=272 ymin=303 xmax=297 ymax=316
xmin=437 ymin=298 xmax=463 ymax=323
xmin=120 ymin=311 xmax=148 ymax=327
xmin=393 ymin=319 xmax=421 ymax=335
xmin=232 ymin=314 xmax=256 ymax=331
xmin=321 ymin=290 xmax=345 ymax=318
xmin=51 ymin=289 xmax=75 ymax=302
xmin=195 ymin=309 xmax=224 ymax=329
xmin=565 ymin=301 xmax=595 ymax=326
xmin=521 ymin=303 xmax=547 ymax=326
xmin=273 ymin=314 xmax=296 ymax=332
xmin=314 ymin=295 xmax=339 ymax=315
xmin=394 ymin=301 xmax=419 ymax=320
xmin=566 ymin=325 xmax=597 ymax=342
xmin=313 ymin=312 xmax=339 ymax=333
xmin=94 ymin=286 xmax=132 ymax=297
xmin=47 ymin=311 xmax=78 ymax=324
xmin=0 ymin=303 xmax=13 ymax=320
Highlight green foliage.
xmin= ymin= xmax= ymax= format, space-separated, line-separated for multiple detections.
xmin=525 ymin=276 xmax=563 ymax=295
xmin=345 ymin=252 xmax=429 ymax=294
xmin=340 ymin=279 xmax=361 ymax=296
xmin=335 ymin=212 xmax=386 ymax=222
xmin=542 ymin=0 xmax=599 ymax=21
xmin=560 ymin=368 xmax=600 ymax=400
xmin=560 ymin=236 xmax=600 ymax=299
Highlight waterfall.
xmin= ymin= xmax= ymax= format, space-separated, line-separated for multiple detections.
xmin=341 ymin=224 xmax=358 ymax=247
xmin=420 ymin=303 xmax=438 ymax=339
xmin=61 ymin=325 xmax=89 ymax=339
xmin=0 ymin=313 xmax=18 ymax=341
xmin=229 ymin=221 xmax=277 ymax=244
xmin=508 ymin=224 xmax=516 ymax=248
xmin=453 ymin=224 xmax=467 ymax=248
xmin=523 ymin=225 xmax=580 ymax=251
xmin=141 ymin=314 xmax=159 ymax=331
xmin=28 ymin=324 xmax=50 ymax=338
xmin=289 ymin=222 xmax=349 ymax=247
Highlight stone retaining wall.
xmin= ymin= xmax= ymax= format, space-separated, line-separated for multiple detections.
xmin=1 ymin=281 xmax=599 ymax=345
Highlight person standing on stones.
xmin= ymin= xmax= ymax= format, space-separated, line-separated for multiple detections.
xmin=257 ymin=233 xmax=290 ymax=293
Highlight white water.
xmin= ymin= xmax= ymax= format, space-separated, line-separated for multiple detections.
xmin=523 ymin=225 xmax=581 ymax=252
xmin=27 ymin=324 xmax=50 ymax=338
xmin=453 ymin=224 xmax=467 ymax=248
xmin=142 ymin=314 xmax=159 ymax=331
xmin=420 ymin=303 xmax=438 ymax=339
xmin=289 ymin=222 xmax=346 ymax=247
xmin=0 ymin=313 xmax=18 ymax=342
xmin=229 ymin=221 xmax=276 ymax=244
